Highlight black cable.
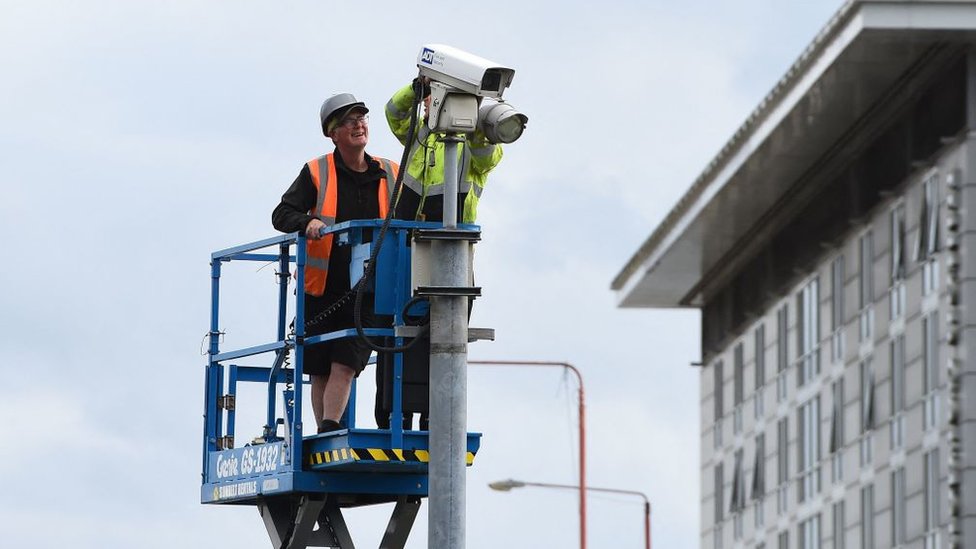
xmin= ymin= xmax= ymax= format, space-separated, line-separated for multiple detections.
xmin=352 ymin=75 xmax=430 ymax=353
xmin=401 ymin=295 xmax=430 ymax=326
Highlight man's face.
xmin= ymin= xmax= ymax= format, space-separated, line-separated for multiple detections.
xmin=330 ymin=108 xmax=369 ymax=148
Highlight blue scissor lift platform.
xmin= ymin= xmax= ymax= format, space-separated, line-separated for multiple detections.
xmin=201 ymin=220 xmax=483 ymax=548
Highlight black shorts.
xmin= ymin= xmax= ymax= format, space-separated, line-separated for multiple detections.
xmin=301 ymin=291 xmax=377 ymax=377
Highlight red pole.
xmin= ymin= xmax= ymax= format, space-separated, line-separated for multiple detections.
xmin=577 ymin=370 xmax=586 ymax=549
xmin=470 ymin=360 xmax=586 ymax=549
xmin=644 ymin=500 xmax=651 ymax=549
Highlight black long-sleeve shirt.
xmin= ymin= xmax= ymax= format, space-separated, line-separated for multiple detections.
xmin=272 ymin=149 xmax=386 ymax=292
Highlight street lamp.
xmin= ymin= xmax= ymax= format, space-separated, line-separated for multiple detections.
xmin=469 ymin=360 xmax=586 ymax=549
xmin=488 ymin=479 xmax=652 ymax=549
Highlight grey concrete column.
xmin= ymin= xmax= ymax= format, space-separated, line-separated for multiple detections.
xmin=428 ymin=135 xmax=469 ymax=549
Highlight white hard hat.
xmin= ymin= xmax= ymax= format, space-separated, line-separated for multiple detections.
xmin=319 ymin=93 xmax=369 ymax=136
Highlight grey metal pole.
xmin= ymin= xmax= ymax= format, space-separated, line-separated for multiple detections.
xmin=441 ymin=135 xmax=460 ymax=230
xmin=429 ymin=133 xmax=469 ymax=549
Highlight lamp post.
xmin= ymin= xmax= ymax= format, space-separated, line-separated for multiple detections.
xmin=488 ymin=479 xmax=651 ymax=549
xmin=469 ymin=360 xmax=586 ymax=549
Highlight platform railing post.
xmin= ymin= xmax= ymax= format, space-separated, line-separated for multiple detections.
xmin=291 ymin=234 xmax=307 ymax=469
xmin=227 ymin=365 xmax=238 ymax=446
xmin=346 ymin=378 xmax=358 ymax=428
xmin=203 ymin=259 xmax=223 ymax=479
xmin=390 ymin=227 xmax=408 ymax=448
xmin=391 ymin=348 xmax=405 ymax=445
xmin=277 ymin=242 xmax=290 ymax=342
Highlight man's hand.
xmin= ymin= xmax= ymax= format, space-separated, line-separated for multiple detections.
xmin=305 ymin=218 xmax=326 ymax=239
xmin=412 ymin=76 xmax=431 ymax=99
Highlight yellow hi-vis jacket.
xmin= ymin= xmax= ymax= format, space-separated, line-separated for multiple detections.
xmin=385 ymin=83 xmax=503 ymax=224
xmin=304 ymin=153 xmax=398 ymax=297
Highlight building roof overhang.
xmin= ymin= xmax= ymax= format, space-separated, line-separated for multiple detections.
xmin=613 ymin=0 xmax=976 ymax=308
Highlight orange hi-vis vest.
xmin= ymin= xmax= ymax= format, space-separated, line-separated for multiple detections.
xmin=304 ymin=153 xmax=399 ymax=297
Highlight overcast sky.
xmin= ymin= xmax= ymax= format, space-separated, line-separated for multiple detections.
xmin=0 ymin=1 xmax=844 ymax=547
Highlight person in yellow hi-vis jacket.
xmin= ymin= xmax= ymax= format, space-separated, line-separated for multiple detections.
xmin=375 ymin=78 xmax=504 ymax=430
xmin=385 ymin=77 xmax=504 ymax=224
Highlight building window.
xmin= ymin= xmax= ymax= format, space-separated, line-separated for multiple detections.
xmin=731 ymin=449 xmax=746 ymax=542
xmin=797 ymin=397 xmax=821 ymax=503
xmin=777 ymin=418 xmax=789 ymax=514
xmin=799 ymin=514 xmax=820 ymax=549
xmin=859 ymin=358 xmax=875 ymax=467
xmin=890 ymin=203 xmax=907 ymax=319
xmin=796 ymin=278 xmax=820 ymax=387
xmin=860 ymin=358 xmax=875 ymax=432
xmin=830 ymin=255 xmax=845 ymax=363
xmin=890 ymin=335 xmax=905 ymax=449
xmin=734 ymin=343 xmax=744 ymax=434
xmin=923 ymin=313 xmax=939 ymax=430
xmin=924 ymin=449 xmax=940 ymax=548
xmin=861 ymin=484 xmax=874 ymax=549
xmin=917 ymin=173 xmax=940 ymax=295
xmin=753 ymin=433 xmax=766 ymax=529
xmin=714 ymin=360 xmax=724 ymax=447
xmin=715 ymin=462 xmax=725 ymax=523
xmin=777 ymin=305 xmax=789 ymax=402
xmin=829 ymin=379 xmax=844 ymax=483
xmin=858 ymin=231 xmax=874 ymax=342
xmin=778 ymin=530 xmax=789 ymax=549
xmin=832 ymin=500 xmax=845 ymax=549
xmin=892 ymin=467 xmax=906 ymax=546
xmin=755 ymin=324 xmax=766 ymax=420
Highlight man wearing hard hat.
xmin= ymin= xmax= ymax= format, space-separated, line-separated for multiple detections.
xmin=373 ymin=79 xmax=505 ymax=430
xmin=272 ymin=93 xmax=399 ymax=434
xmin=385 ymin=77 xmax=504 ymax=224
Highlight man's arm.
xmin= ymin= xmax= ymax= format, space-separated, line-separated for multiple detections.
xmin=272 ymin=164 xmax=320 ymax=236
xmin=385 ymin=83 xmax=417 ymax=146
xmin=466 ymin=129 xmax=504 ymax=176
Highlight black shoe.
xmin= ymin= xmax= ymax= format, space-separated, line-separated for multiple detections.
xmin=318 ymin=419 xmax=341 ymax=434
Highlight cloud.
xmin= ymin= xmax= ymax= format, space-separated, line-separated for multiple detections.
xmin=0 ymin=389 xmax=131 ymax=468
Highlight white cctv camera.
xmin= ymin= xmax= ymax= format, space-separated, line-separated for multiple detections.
xmin=417 ymin=44 xmax=515 ymax=100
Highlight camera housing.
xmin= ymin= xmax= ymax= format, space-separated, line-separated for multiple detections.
xmin=427 ymin=82 xmax=479 ymax=134
xmin=417 ymin=44 xmax=515 ymax=100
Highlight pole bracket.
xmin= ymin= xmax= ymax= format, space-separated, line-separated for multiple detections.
xmin=415 ymin=286 xmax=481 ymax=297
xmin=394 ymin=325 xmax=494 ymax=342
xmin=413 ymin=229 xmax=481 ymax=243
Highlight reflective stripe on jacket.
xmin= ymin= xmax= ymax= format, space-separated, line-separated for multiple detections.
xmin=304 ymin=153 xmax=398 ymax=296
xmin=385 ymin=83 xmax=502 ymax=223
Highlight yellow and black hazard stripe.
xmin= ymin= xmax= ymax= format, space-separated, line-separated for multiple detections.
xmin=307 ymin=447 xmax=356 ymax=466
xmin=307 ymin=447 xmax=476 ymax=466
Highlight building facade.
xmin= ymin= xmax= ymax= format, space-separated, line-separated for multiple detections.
xmin=701 ymin=159 xmax=954 ymax=548
xmin=613 ymin=2 xmax=976 ymax=548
